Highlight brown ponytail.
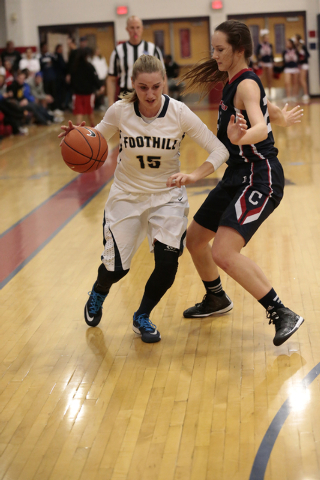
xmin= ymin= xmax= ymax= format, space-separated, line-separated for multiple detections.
xmin=181 ymin=20 xmax=253 ymax=99
xmin=181 ymin=58 xmax=228 ymax=99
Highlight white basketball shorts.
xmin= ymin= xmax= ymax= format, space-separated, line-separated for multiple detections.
xmin=101 ymin=184 xmax=189 ymax=271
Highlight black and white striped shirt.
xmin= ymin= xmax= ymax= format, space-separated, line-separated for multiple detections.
xmin=108 ymin=40 xmax=164 ymax=91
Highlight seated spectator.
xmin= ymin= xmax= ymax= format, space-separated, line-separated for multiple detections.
xmin=91 ymin=47 xmax=107 ymax=110
xmin=4 ymin=60 xmax=14 ymax=86
xmin=0 ymin=58 xmax=5 ymax=76
xmin=29 ymin=71 xmax=54 ymax=108
xmin=164 ymin=54 xmax=182 ymax=100
xmin=7 ymin=70 xmax=56 ymax=125
xmin=40 ymin=42 xmax=57 ymax=108
xmin=71 ymin=48 xmax=102 ymax=126
xmin=1 ymin=41 xmax=22 ymax=73
xmin=0 ymin=74 xmax=29 ymax=135
xmin=19 ymin=48 xmax=40 ymax=77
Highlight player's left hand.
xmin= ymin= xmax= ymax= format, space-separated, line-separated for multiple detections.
xmin=282 ymin=103 xmax=303 ymax=126
xmin=58 ymin=120 xmax=86 ymax=146
xmin=166 ymin=172 xmax=195 ymax=188
xmin=227 ymin=113 xmax=247 ymax=145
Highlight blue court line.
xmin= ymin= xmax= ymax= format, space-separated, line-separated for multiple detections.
xmin=249 ymin=362 xmax=320 ymax=480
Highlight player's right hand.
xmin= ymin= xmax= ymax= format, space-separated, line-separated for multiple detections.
xmin=167 ymin=172 xmax=195 ymax=187
xmin=58 ymin=120 xmax=86 ymax=146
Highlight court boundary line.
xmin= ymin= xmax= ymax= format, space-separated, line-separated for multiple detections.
xmin=249 ymin=361 xmax=320 ymax=480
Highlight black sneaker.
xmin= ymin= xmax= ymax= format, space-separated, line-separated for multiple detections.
xmin=84 ymin=283 xmax=108 ymax=327
xmin=268 ymin=307 xmax=304 ymax=346
xmin=133 ymin=312 xmax=161 ymax=343
xmin=183 ymin=292 xmax=233 ymax=318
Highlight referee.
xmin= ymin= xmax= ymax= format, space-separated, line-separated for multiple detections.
xmin=107 ymin=15 xmax=168 ymax=106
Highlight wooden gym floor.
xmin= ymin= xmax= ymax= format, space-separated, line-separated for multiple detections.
xmin=1 ymin=100 xmax=320 ymax=480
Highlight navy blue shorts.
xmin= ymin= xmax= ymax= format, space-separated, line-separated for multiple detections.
xmin=193 ymin=159 xmax=284 ymax=245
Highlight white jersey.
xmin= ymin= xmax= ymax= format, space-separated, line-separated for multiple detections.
xmin=95 ymin=95 xmax=229 ymax=194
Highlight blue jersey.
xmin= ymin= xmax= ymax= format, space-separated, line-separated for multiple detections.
xmin=217 ymin=69 xmax=278 ymax=165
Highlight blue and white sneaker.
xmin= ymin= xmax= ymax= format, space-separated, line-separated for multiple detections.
xmin=133 ymin=312 xmax=161 ymax=343
xmin=84 ymin=283 xmax=108 ymax=327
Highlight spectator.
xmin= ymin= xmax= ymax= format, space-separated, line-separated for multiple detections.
xmin=0 ymin=74 xmax=29 ymax=135
xmin=256 ymin=29 xmax=274 ymax=98
xmin=68 ymin=36 xmax=90 ymax=71
xmin=91 ymin=47 xmax=108 ymax=110
xmin=29 ymin=71 xmax=54 ymax=109
xmin=54 ymin=44 xmax=67 ymax=111
xmin=164 ymin=54 xmax=182 ymax=100
xmin=66 ymin=36 xmax=78 ymax=76
xmin=4 ymin=60 xmax=14 ymax=86
xmin=79 ymin=36 xmax=88 ymax=50
xmin=7 ymin=70 xmax=55 ymax=125
xmin=19 ymin=48 xmax=40 ymax=77
xmin=1 ymin=41 xmax=22 ymax=73
xmin=295 ymin=33 xmax=310 ymax=103
xmin=0 ymin=58 xmax=5 ymax=76
xmin=107 ymin=15 xmax=167 ymax=106
xmin=65 ymin=37 xmax=78 ymax=110
xmin=283 ymin=38 xmax=299 ymax=102
xmin=71 ymin=47 xmax=102 ymax=126
xmin=40 ymin=42 xmax=57 ymax=108
xmin=65 ymin=36 xmax=89 ymax=109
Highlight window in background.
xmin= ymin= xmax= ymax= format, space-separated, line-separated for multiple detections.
xmin=179 ymin=29 xmax=191 ymax=58
xmin=154 ymin=30 xmax=165 ymax=55
xmin=249 ymin=25 xmax=260 ymax=54
xmin=274 ymin=24 xmax=286 ymax=54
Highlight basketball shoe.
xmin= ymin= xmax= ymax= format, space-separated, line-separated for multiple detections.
xmin=183 ymin=292 xmax=233 ymax=318
xmin=267 ymin=307 xmax=304 ymax=346
xmin=133 ymin=313 xmax=161 ymax=343
xmin=84 ymin=283 xmax=108 ymax=327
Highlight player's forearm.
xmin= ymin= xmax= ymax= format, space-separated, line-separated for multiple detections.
xmin=190 ymin=161 xmax=215 ymax=182
xmin=267 ymin=101 xmax=286 ymax=126
xmin=235 ymin=123 xmax=268 ymax=145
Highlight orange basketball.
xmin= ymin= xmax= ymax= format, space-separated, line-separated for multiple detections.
xmin=61 ymin=126 xmax=108 ymax=173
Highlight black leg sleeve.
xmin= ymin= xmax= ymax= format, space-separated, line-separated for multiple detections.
xmin=95 ymin=263 xmax=129 ymax=294
xmin=136 ymin=242 xmax=180 ymax=315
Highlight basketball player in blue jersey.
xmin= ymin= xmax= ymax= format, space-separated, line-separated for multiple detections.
xmin=59 ymin=55 xmax=231 ymax=343
xmin=169 ymin=20 xmax=304 ymax=346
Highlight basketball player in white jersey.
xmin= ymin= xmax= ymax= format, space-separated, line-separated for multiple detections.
xmin=59 ymin=55 xmax=235 ymax=343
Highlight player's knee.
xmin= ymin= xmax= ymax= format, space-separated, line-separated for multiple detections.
xmin=97 ymin=263 xmax=129 ymax=289
xmin=186 ymin=228 xmax=207 ymax=255
xmin=154 ymin=241 xmax=179 ymax=285
xmin=186 ymin=233 xmax=202 ymax=255
xmin=211 ymin=245 xmax=232 ymax=272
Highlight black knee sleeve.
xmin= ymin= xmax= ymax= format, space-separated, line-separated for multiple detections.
xmin=144 ymin=242 xmax=179 ymax=302
xmin=96 ymin=263 xmax=129 ymax=293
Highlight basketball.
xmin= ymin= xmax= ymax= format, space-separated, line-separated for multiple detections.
xmin=61 ymin=126 xmax=108 ymax=173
